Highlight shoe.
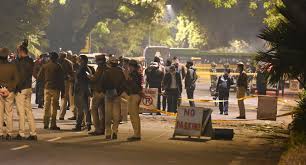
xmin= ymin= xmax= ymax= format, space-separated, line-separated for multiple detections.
xmin=59 ymin=117 xmax=64 ymax=120
xmin=112 ymin=133 xmax=117 ymax=140
xmin=236 ymin=116 xmax=246 ymax=119
xmin=224 ymin=112 xmax=229 ymax=115
xmin=68 ymin=116 xmax=76 ymax=120
xmin=38 ymin=104 xmax=43 ymax=108
xmin=88 ymin=131 xmax=104 ymax=136
xmin=6 ymin=135 xmax=12 ymax=141
xmin=127 ymin=136 xmax=141 ymax=141
xmin=105 ymin=135 xmax=112 ymax=140
xmin=0 ymin=135 xmax=5 ymax=141
xmin=44 ymin=126 xmax=49 ymax=130
xmin=220 ymin=112 xmax=223 ymax=115
xmin=26 ymin=135 xmax=38 ymax=141
xmin=87 ymin=125 xmax=92 ymax=132
xmin=72 ymin=127 xmax=81 ymax=132
xmin=50 ymin=126 xmax=61 ymax=130
xmin=15 ymin=134 xmax=25 ymax=140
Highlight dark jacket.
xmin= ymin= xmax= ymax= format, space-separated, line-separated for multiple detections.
xmin=162 ymin=72 xmax=182 ymax=94
xmin=126 ymin=71 xmax=143 ymax=95
xmin=15 ymin=56 xmax=34 ymax=91
xmin=145 ymin=67 xmax=164 ymax=88
xmin=101 ymin=66 xmax=126 ymax=96
xmin=38 ymin=61 xmax=64 ymax=91
xmin=216 ymin=75 xmax=233 ymax=97
xmin=0 ymin=60 xmax=20 ymax=92
xmin=91 ymin=64 xmax=108 ymax=93
xmin=185 ymin=67 xmax=198 ymax=90
xmin=75 ymin=64 xmax=94 ymax=96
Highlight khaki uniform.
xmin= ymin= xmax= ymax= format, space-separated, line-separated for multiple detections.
xmin=0 ymin=93 xmax=15 ymax=136
xmin=127 ymin=94 xmax=141 ymax=137
xmin=90 ymin=65 xmax=108 ymax=133
xmin=101 ymin=66 xmax=126 ymax=137
xmin=59 ymin=58 xmax=75 ymax=119
xmin=0 ymin=61 xmax=19 ymax=136
xmin=59 ymin=80 xmax=76 ymax=118
xmin=236 ymin=71 xmax=248 ymax=118
xmin=15 ymin=56 xmax=37 ymax=137
xmin=126 ymin=71 xmax=143 ymax=138
xmin=38 ymin=61 xmax=64 ymax=128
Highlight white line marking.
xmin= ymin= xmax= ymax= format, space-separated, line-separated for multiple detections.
xmin=10 ymin=145 xmax=30 ymax=151
xmin=47 ymin=137 xmax=62 ymax=142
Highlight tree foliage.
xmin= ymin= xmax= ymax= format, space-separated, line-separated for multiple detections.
xmin=255 ymin=0 xmax=306 ymax=89
xmin=0 ymin=0 xmax=55 ymax=55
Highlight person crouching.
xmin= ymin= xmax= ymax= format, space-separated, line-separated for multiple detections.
xmin=126 ymin=60 xmax=143 ymax=141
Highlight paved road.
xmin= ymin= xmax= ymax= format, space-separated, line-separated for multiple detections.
xmin=0 ymin=83 xmax=293 ymax=165
xmin=0 ymin=107 xmax=288 ymax=165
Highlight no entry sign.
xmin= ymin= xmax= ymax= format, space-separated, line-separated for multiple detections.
xmin=140 ymin=88 xmax=158 ymax=110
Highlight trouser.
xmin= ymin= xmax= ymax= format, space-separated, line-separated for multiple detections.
xmin=186 ymin=89 xmax=195 ymax=107
xmin=166 ymin=89 xmax=179 ymax=113
xmin=128 ymin=94 xmax=141 ymax=138
xmin=75 ymin=91 xmax=91 ymax=128
xmin=162 ymin=95 xmax=167 ymax=111
xmin=237 ymin=87 xmax=246 ymax=117
xmin=91 ymin=91 xmax=105 ymax=133
xmin=0 ymin=93 xmax=15 ymax=136
xmin=16 ymin=88 xmax=37 ymax=136
xmin=105 ymin=96 xmax=121 ymax=136
xmin=120 ymin=92 xmax=128 ymax=122
xmin=60 ymin=81 xmax=76 ymax=118
xmin=35 ymin=81 xmax=44 ymax=106
xmin=218 ymin=95 xmax=229 ymax=114
xmin=44 ymin=89 xmax=60 ymax=128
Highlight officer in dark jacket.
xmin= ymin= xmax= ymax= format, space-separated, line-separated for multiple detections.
xmin=73 ymin=55 xmax=93 ymax=131
xmin=185 ymin=61 xmax=198 ymax=107
xmin=15 ymin=40 xmax=37 ymax=140
xmin=145 ymin=62 xmax=164 ymax=110
xmin=126 ymin=60 xmax=143 ymax=141
xmin=33 ymin=53 xmax=48 ymax=108
xmin=162 ymin=65 xmax=182 ymax=113
xmin=38 ymin=52 xmax=64 ymax=130
xmin=216 ymin=69 xmax=233 ymax=115
xmin=0 ymin=48 xmax=19 ymax=140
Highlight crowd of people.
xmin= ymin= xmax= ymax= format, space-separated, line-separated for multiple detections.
xmin=0 ymin=39 xmax=253 ymax=142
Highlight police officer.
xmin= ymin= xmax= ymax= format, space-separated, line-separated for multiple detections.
xmin=58 ymin=51 xmax=75 ymax=120
xmin=0 ymin=48 xmax=19 ymax=140
xmin=185 ymin=61 xmax=198 ymax=107
xmin=101 ymin=57 xmax=126 ymax=140
xmin=236 ymin=62 xmax=248 ymax=119
xmin=33 ymin=53 xmax=49 ymax=108
xmin=126 ymin=60 xmax=143 ymax=141
xmin=15 ymin=41 xmax=37 ymax=140
xmin=38 ymin=52 xmax=65 ymax=130
xmin=89 ymin=54 xmax=108 ymax=136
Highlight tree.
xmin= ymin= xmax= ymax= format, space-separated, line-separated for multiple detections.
xmin=46 ymin=0 xmax=162 ymax=53
xmin=0 ymin=0 xmax=54 ymax=55
xmin=255 ymin=0 xmax=306 ymax=144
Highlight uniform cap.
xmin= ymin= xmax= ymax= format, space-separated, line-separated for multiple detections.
xmin=95 ymin=55 xmax=106 ymax=62
xmin=237 ymin=62 xmax=244 ymax=66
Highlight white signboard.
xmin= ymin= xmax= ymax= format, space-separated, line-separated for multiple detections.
xmin=174 ymin=106 xmax=207 ymax=137
xmin=140 ymin=88 xmax=158 ymax=110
